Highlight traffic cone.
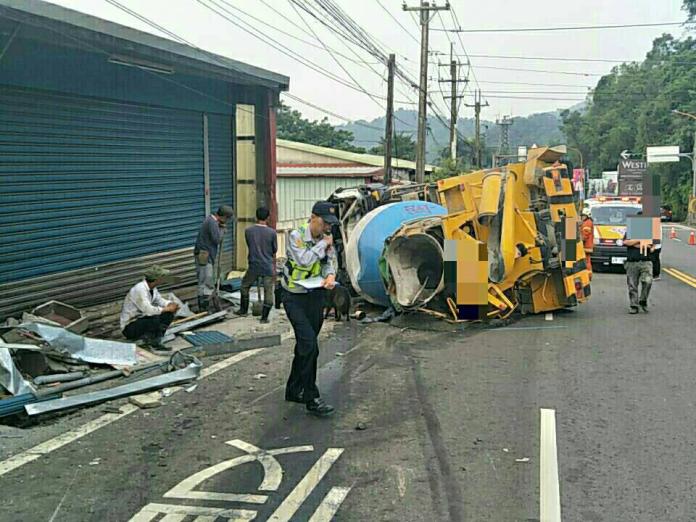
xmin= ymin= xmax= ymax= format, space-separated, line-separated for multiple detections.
xmin=689 ymin=231 xmax=696 ymax=246
xmin=670 ymin=226 xmax=677 ymax=240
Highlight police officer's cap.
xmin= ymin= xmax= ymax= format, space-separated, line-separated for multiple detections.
xmin=312 ymin=201 xmax=339 ymax=225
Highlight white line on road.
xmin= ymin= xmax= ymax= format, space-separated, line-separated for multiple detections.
xmin=540 ymin=408 xmax=561 ymax=522
xmin=308 ymin=486 xmax=352 ymax=522
xmin=0 ymin=348 xmax=265 ymax=478
xmin=268 ymin=448 xmax=345 ymax=522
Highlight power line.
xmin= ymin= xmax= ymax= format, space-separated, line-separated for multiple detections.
xmin=472 ymin=64 xmax=604 ymax=77
xmin=375 ymin=0 xmax=419 ymax=46
xmin=476 ymin=79 xmax=596 ymax=88
xmin=449 ymin=52 xmax=696 ymax=66
xmin=433 ymin=21 xmax=685 ymax=33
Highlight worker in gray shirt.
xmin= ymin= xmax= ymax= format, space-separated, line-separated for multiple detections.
xmin=193 ymin=205 xmax=234 ymax=311
xmin=238 ymin=206 xmax=278 ymax=323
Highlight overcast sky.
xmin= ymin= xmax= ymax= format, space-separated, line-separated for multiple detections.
xmin=51 ymin=0 xmax=688 ymax=125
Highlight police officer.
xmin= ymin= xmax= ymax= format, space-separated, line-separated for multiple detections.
xmin=282 ymin=201 xmax=338 ymax=417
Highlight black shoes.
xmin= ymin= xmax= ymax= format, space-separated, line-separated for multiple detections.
xmin=629 ymin=307 xmax=639 ymax=314
xmin=639 ymin=300 xmax=648 ymax=312
xmin=306 ymin=398 xmax=335 ymax=417
xmin=237 ymin=296 xmax=249 ymax=316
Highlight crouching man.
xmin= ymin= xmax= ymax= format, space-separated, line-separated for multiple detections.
xmin=120 ymin=265 xmax=179 ymax=350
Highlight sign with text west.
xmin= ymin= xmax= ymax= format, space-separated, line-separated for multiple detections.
xmin=617 ymin=158 xmax=647 ymax=196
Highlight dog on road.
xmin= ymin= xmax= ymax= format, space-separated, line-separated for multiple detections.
xmin=324 ymin=286 xmax=351 ymax=322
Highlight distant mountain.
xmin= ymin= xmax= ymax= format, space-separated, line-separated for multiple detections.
xmin=338 ymin=108 xmax=567 ymax=162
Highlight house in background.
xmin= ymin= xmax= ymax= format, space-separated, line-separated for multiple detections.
xmin=0 ymin=0 xmax=288 ymax=320
xmin=276 ymin=139 xmax=432 ymax=230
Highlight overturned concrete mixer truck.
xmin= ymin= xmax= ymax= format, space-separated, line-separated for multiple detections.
xmin=329 ymin=145 xmax=591 ymax=321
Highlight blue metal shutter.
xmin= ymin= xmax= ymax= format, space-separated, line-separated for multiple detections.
xmin=207 ymin=113 xmax=234 ymax=267
xmin=0 ymin=86 xmax=205 ymax=317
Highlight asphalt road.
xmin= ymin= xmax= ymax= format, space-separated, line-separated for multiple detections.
xmin=1 ymin=225 xmax=695 ymax=521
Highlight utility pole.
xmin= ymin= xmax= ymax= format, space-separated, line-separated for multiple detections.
xmin=439 ymin=42 xmax=467 ymax=161
xmin=403 ymin=1 xmax=450 ymax=182
xmin=464 ymin=89 xmax=489 ymax=168
xmin=384 ymin=53 xmax=395 ymax=185
xmin=495 ymin=115 xmax=513 ymax=166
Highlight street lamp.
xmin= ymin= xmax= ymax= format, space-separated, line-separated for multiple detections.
xmin=671 ymin=109 xmax=696 ymax=197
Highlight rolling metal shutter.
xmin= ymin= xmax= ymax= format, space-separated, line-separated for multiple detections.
xmin=0 ymin=86 xmax=206 ymax=318
xmin=207 ymin=113 xmax=234 ymax=270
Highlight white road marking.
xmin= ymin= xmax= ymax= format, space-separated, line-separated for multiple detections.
xmin=128 ymin=503 xmax=256 ymax=522
xmin=0 ymin=348 xmax=264 ymax=478
xmin=308 ymin=486 xmax=352 ymax=522
xmin=163 ymin=440 xmax=313 ymax=503
xmin=545 ymin=313 xmax=554 ymax=321
xmin=268 ymin=448 xmax=345 ymax=522
xmin=674 ymin=238 xmax=682 ymax=242
xmin=540 ymin=408 xmax=561 ymax=522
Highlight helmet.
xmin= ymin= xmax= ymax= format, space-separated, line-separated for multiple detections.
xmin=581 ymin=207 xmax=591 ymax=217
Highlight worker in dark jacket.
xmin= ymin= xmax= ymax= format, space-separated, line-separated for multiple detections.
xmin=282 ymin=201 xmax=338 ymax=417
xmin=238 ymin=206 xmax=278 ymax=323
xmin=193 ymin=205 xmax=234 ymax=311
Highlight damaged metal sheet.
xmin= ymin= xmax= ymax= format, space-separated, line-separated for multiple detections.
xmin=20 ymin=323 xmax=137 ymax=367
xmin=0 ymin=347 xmax=36 ymax=396
xmin=25 ymin=362 xmax=201 ymax=416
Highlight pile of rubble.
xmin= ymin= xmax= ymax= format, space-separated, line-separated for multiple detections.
xmin=0 ymin=295 xmax=279 ymax=420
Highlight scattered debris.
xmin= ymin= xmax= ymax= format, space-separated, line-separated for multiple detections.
xmin=355 ymin=422 xmax=367 ymax=431
xmin=33 ymin=371 xmax=86 ymax=385
xmin=0 ymin=346 xmax=36 ymax=396
xmin=162 ymin=310 xmax=229 ymax=342
xmin=515 ymin=457 xmax=530 ymax=463
xmin=25 ymin=361 xmax=201 ymax=416
xmin=503 ymin=448 xmax=509 ymax=453
xmin=31 ymin=301 xmax=89 ymax=334
xmin=129 ymin=394 xmax=162 ymax=409
xmin=102 ymin=405 xmax=122 ymax=414
xmin=184 ymin=383 xmax=198 ymax=393
xmin=335 ymin=352 xmax=345 ymax=357
xmin=21 ymin=323 xmax=138 ymax=366
xmin=182 ymin=331 xmax=233 ymax=347
xmin=253 ymin=373 xmax=267 ymax=380
xmin=89 ymin=458 xmax=101 ymax=466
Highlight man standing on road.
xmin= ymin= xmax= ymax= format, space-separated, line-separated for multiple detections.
xmin=238 ymin=206 xmax=277 ymax=323
xmin=193 ymin=205 xmax=234 ymax=311
xmin=623 ymin=218 xmax=654 ymax=314
xmin=120 ymin=265 xmax=179 ymax=350
xmin=651 ymin=241 xmax=662 ymax=280
xmin=282 ymin=201 xmax=338 ymax=417
xmin=581 ymin=208 xmax=594 ymax=278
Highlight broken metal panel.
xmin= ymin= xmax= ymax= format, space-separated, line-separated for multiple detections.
xmin=25 ymin=362 xmax=201 ymax=416
xmin=0 ymin=347 xmax=35 ymax=396
xmin=21 ymin=323 xmax=137 ymax=366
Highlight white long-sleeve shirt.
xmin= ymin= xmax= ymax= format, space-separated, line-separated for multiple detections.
xmin=119 ymin=280 xmax=171 ymax=330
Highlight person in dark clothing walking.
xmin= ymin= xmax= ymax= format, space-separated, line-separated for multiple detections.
xmin=237 ymin=207 xmax=278 ymax=323
xmin=282 ymin=201 xmax=339 ymax=417
xmin=623 ymin=225 xmax=654 ymax=314
xmin=193 ymin=205 xmax=234 ymax=311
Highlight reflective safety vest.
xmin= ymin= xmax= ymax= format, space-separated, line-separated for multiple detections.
xmin=284 ymin=223 xmax=322 ymax=290
xmin=581 ymin=217 xmax=594 ymax=253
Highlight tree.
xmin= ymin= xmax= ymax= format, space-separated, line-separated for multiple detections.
xmin=561 ymin=32 xmax=696 ymax=218
xmin=276 ymin=102 xmax=365 ymax=153
xmin=369 ymin=132 xmax=416 ymax=161
xmin=684 ymin=0 xmax=696 ymax=21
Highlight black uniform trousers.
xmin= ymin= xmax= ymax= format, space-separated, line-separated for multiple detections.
xmin=283 ymin=288 xmax=325 ymax=402
xmin=122 ymin=312 xmax=175 ymax=342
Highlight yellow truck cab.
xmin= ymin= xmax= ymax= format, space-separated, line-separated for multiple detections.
xmin=589 ymin=197 xmax=642 ymax=270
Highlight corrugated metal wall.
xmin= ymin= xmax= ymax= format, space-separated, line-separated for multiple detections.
xmin=0 ymin=86 xmax=237 ymax=320
xmin=207 ymin=113 xmax=234 ymax=271
xmin=276 ymin=177 xmax=365 ymax=228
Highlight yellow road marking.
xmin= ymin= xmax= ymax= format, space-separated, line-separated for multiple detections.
xmin=669 ymin=267 xmax=696 ymax=284
xmin=663 ymin=268 xmax=696 ymax=289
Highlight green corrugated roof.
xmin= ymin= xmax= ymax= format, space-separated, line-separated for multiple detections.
xmin=277 ymin=139 xmax=434 ymax=172
xmin=0 ymin=0 xmax=289 ymax=89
